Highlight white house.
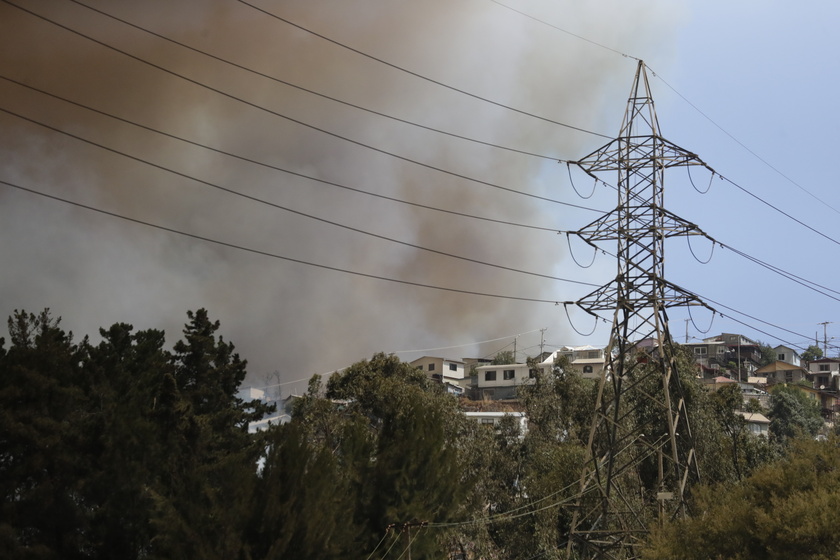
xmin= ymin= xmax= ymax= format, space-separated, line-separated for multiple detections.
xmin=774 ymin=345 xmax=803 ymax=367
xmin=465 ymin=411 xmax=528 ymax=436
xmin=542 ymin=345 xmax=607 ymax=379
xmin=410 ymin=356 xmax=468 ymax=393
xmin=807 ymin=358 xmax=840 ymax=391
xmin=474 ymin=363 xmax=536 ymax=400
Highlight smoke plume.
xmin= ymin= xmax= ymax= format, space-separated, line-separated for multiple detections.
xmin=0 ymin=0 xmax=684 ymax=393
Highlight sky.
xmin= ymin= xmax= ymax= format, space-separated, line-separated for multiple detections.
xmin=1 ymin=0 xmax=838 ymax=395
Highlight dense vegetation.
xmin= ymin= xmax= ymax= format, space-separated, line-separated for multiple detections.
xmin=0 ymin=309 xmax=834 ymax=559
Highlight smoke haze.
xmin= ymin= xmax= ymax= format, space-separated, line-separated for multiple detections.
xmin=0 ymin=0 xmax=685 ymax=392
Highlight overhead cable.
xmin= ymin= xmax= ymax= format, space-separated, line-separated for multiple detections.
xmin=67 ymin=0 xmax=564 ymax=162
xmin=1 ymin=0 xmax=599 ymax=212
xmin=650 ymin=69 xmax=840 ymax=216
xmin=0 ymin=106 xmax=599 ymax=288
xmin=716 ymin=173 xmax=840 ymax=247
xmin=2 ymin=72 xmax=565 ymax=234
xmin=488 ymin=0 xmax=640 ymax=61
xmin=235 ymin=0 xmax=613 ymax=139
xmin=0 ymin=178 xmax=576 ymax=306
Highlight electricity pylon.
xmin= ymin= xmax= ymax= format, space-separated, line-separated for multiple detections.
xmin=565 ymin=60 xmax=712 ymax=559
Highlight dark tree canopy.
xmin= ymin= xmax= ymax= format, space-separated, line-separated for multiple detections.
xmin=0 ymin=309 xmax=814 ymax=560
xmin=644 ymin=438 xmax=840 ymax=560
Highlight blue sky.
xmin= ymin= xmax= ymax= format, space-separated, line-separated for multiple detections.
xmin=0 ymin=0 xmax=837 ymax=392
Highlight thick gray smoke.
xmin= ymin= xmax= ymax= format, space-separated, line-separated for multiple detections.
xmin=0 ymin=0 xmax=684 ymax=392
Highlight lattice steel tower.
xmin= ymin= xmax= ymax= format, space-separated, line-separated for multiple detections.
xmin=565 ymin=61 xmax=711 ymax=559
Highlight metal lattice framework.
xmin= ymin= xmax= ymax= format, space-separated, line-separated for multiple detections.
xmin=565 ymin=61 xmax=713 ymax=559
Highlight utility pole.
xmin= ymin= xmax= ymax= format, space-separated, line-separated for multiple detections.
xmin=566 ymin=60 xmax=713 ymax=559
xmin=513 ymin=336 xmax=518 ymax=363
xmin=820 ymin=322 xmax=832 ymax=357
xmin=540 ymin=328 xmax=547 ymax=358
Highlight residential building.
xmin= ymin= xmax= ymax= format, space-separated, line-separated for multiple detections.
xmin=740 ymin=382 xmax=769 ymax=409
xmin=551 ymin=345 xmax=608 ymax=379
xmin=686 ymin=333 xmax=764 ymax=379
xmin=757 ymin=361 xmax=810 ymax=386
xmin=474 ymin=362 xmax=535 ymax=400
xmin=736 ymin=411 xmax=770 ymax=437
xmin=410 ymin=356 xmax=468 ymax=394
xmin=774 ymin=345 xmax=803 ymax=367
xmin=464 ymin=411 xmax=528 ymax=436
xmin=806 ymin=357 xmax=840 ymax=391
xmin=684 ymin=340 xmax=728 ymax=377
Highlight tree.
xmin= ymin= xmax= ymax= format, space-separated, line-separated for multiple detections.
xmin=0 ymin=308 xmax=269 ymax=560
xmin=801 ymin=344 xmax=823 ymax=363
xmin=491 ymin=350 xmax=517 ymax=365
xmin=767 ymin=384 xmax=822 ymax=443
xmin=643 ymin=438 xmax=840 ymax=560
xmin=148 ymin=309 xmax=271 ymax=560
xmin=0 ymin=310 xmax=92 ymax=559
xmin=246 ymin=422 xmax=360 ymax=560
xmin=756 ymin=341 xmax=776 ymax=367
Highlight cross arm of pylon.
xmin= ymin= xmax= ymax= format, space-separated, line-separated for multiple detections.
xmin=572 ymin=275 xmax=716 ymax=315
xmin=570 ymin=205 xmax=710 ymax=245
xmin=570 ymin=135 xmax=714 ymax=176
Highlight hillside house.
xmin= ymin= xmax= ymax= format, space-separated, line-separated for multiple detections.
xmin=464 ymin=411 xmax=528 ymax=436
xmin=410 ymin=356 xmax=468 ymax=394
xmin=552 ymin=345 xmax=607 ymax=379
xmin=736 ymin=411 xmax=770 ymax=437
xmin=806 ymin=358 xmax=840 ymax=391
xmin=474 ymin=362 xmax=536 ymax=400
xmin=757 ymin=361 xmax=809 ymax=386
xmin=774 ymin=345 xmax=803 ymax=367
xmin=686 ymin=333 xmax=763 ymax=379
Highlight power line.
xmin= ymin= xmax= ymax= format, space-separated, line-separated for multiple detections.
xmin=0 ymin=105 xmax=600 ymax=289
xmin=483 ymin=0 xmax=840 ymax=217
xmin=715 ymin=240 xmax=840 ymax=302
xmin=1 ymin=0 xmax=600 ymax=212
xmin=0 ymin=178 xmax=574 ymax=305
xmin=67 ymin=0 xmax=565 ymax=163
xmin=488 ymin=0 xmax=639 ymax=61
xmin=716 ymin=173 xmax=840 ymax=247
xmin=236 ymin=0 xmax=613 ymax=140
xmin=0 ymin=74 xmax=562 ymax=234
xmin=392 ymin=328 xmax=546 ymax=354
xmin=650 ymin=69 xmax=840 ymax=217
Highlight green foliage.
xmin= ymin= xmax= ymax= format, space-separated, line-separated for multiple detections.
xmin=801 ymin=344 xmax=824 ymax=363
xmin=0 ymin=310 xmax=91 ymax=559
xmin=767 ymin=385 xmax=823 ymax=443
xmin=0 ymin=308 xmax=269 ymax=560
xmin=0 ymin=309 xmax=790 ymax=560
xmin=756 ymin=341 xmax=776 ymax=367
xmin=491 ymin=350 xmax=516 ymax=365
xmin=644 ymin=438 xmax=840 ymax=560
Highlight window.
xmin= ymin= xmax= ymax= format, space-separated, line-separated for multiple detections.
xmin=484 ymin=371 xmax=497 ymax=381
xmin=529 ymin=368 xmax=537 ymax=379
xmin=583 ymin=365 xmax=593 ymax=374
xmin=778 ymin=353 xmax=786 ymax=361
xmin=449 ymin=362 xmax=457 ymax=371
xmin=819 ymin=364 xmax=830 ymax=372
xmin=428 ymin=363 xmax=435 ymax=371
xmin=694 ymin=347 xmax=707 ymax=356
xmin=785 ymin=371 xmax=794 ymax=383
xmin=503 ymin=369 xmax=515 ymax=380
xmin=588 ymin=351 xmax=600 ymax=359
